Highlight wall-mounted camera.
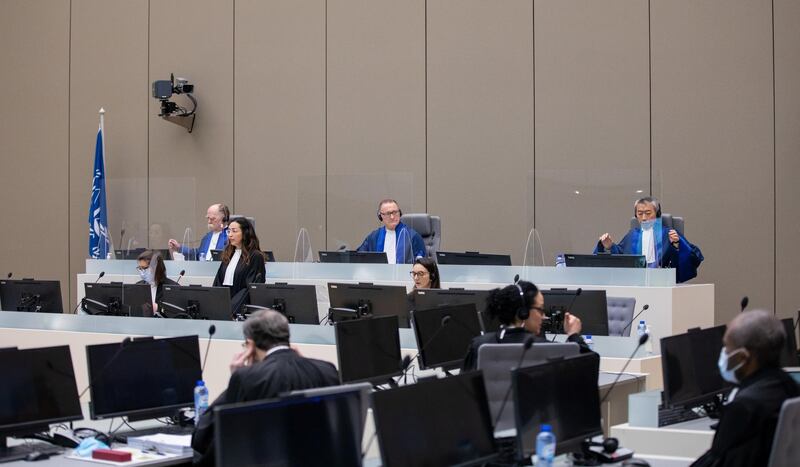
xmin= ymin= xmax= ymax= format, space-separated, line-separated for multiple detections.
xmin=152 ymin=74 xmax=197 ymax=133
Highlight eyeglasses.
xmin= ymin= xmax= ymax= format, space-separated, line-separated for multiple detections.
xmin=409 ymin=271 xmax=429 ymax=278
xmin=226 ymin=228 xmax=241 ymax=235
xmin=380 ymin=210 xmax=400 ymax=218
xmin=136 ymin=266 xmax=148 ymax=272
xmin=531 ymin=306 xmax=545 ymax=314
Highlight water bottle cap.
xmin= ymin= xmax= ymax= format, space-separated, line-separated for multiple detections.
xmin=196 ymin=380 xmax=205 ymax=386
xmin=584 ymin=334 xmax=592 ymax=339
xmin=639 ymin=320 xmax=645 ymax=324
xmin=540 ymin=424 xmax=552 ymax=432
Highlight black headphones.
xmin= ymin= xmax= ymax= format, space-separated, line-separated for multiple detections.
xmin=634 ymin=197 xmax=661 ymax=218
xmin=514 ymin=283 xmax=529 ymax=321
xmin=377 ymin=200 xmax=403 ymax=222
xmin=584 ymin=437 xmax=619 ymax=454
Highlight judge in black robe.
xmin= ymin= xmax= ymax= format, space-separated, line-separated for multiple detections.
xmin=461 ymin=281 xmax=592 ymax=371
xmin=191 ymin=309 xmax=340 ymax=467
xmin=212 ymin=217 xmax=266 ymax=316
xmin=692 ymin=310 xmax=800 ymax=467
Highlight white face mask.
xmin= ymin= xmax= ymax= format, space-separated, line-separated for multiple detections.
xmin=717 ymin=347 xmax=746 ymax=384
xmin=640 ymin=219 xmax=656 ymax=230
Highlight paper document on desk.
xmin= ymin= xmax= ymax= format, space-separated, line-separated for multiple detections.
xmin=65 ymin=447 xmax=181 ymax=465
xmin=127 ymin=434 xmax=192 ymax=455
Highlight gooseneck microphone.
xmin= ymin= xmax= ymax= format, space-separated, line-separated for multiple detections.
xmin=175 ymin=269 xmax=186 ymax=284
xmin=78 ymin=336 xmax=133 ymax=398
xmin=740 ymin=296 xmax=749 ymax=312
xmin=201 ymin=324 xmax=216 ymax=377
xmin=6 ymin=272 xmax=11 ymax=279
xmin=600 ymin=333 xmax=649 ymax=404
xmin=401 ymin=315 xmax=452 ymax=378
xmin=492 ymin=335 xmax=535 ymax=428
xmin=620 ymin=304 xmax=650 ymax=336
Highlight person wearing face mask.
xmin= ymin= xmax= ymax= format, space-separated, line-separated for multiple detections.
xmin=594 ymin=196 xmax=704 ymax=283
xmin=213 ymin=217 xmax=266 ymax=316
xmin=135 ymin=250 xmax=178 ymax=314
xmin=692 ymin=309 xmax=799 ymax=467
xmin=461 ymin=281 xmax=592 ymax=371
xmin=357 ymin=199 xmax=426 ymax=264
xmin=168 ymin=204 xmax=230 ymax=261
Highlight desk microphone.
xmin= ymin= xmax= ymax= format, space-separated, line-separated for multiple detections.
xmin=600 ymin=333 xmax=649 ymax=404
xmin=78 ymin=337 xmax=133 ymax=398
xmin=740 ymin=296 xmax=749 ymax=312
xmin=72 ymin=271 xmax=106 ymax=314
xmin=492 ymin=335 xmax=535 ymax=429
xmin=401 ymin=315 xmax=452 ymax=377
xmin=175 ymin=269 xmax=186 ymax=284
xmin=200 ymin=324 xmax=216 ymax=377
xmin=6 ymin=272 xmax=11 ymax=279
xmin=513 ymin=274 xmax=520 ymax=284
xmin=620 ymin=304 xmax=650 ymax=336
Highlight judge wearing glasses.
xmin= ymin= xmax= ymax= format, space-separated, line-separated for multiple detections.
xmin=357 ymin=199 xmax=426 ymax=264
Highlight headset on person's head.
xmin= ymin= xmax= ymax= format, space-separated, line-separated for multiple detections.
xmin=376 ymin=199 xmax=403 ymax=222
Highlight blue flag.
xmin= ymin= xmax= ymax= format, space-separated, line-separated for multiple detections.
xmin=88 ymin=122 xmax=110 ymax=259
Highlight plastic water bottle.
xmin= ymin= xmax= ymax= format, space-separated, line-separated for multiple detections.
xmin=584 ymin=334 xmax=594 ymax=351
xmin=644 ymin=324 xmax=654 ymax=354
xmin=193 ymin=380 xmax=209 ymax=424
xmin=535 ymin=424 xmax=556 ymax=466
xmin=636 ymin=320 xmax=647 ymax=338
xmin=554 ymin=254 xmax=566 ymax=268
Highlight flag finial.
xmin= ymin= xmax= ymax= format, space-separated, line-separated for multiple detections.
xmin=99 ymin=107 xmax=105 ymax=114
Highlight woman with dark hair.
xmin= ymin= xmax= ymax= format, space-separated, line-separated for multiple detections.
xmin=213 ymin=217 xmax=266 ymax=316
xmin=461 ymin=281 xmax=591 ymax=371
xmin=407 ymin=257 xmax=442 ymax=310
xmin=136 ymin=250 xmax=178 ymax=314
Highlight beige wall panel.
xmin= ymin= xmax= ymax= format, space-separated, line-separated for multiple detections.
xmin=234 ymin=0 xmax=326 ymax=261
xmin=534 ymin=0 xmax=650 ymax=265
xmin=148 ymin=0 xmax=234 ymax=251
xmin=68 ymin=0 xmax=149 ymax=309
xmin=0 ymin=1 xmax=70 ymax=307
xmin=775 ymin=0 xmax=800 ymax=331
xmin=326 ymin=0 xmax=426 ymax=251
xmin=427 ymin=0 xmax=534 ymax=262
xmin=651 ymin=0 xmax=774 ymax=324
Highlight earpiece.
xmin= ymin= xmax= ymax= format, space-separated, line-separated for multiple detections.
xmin=514 ymin=283 xmax=529 ymax=321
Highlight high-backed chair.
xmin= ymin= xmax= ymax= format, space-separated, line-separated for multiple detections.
xmin=476 ymin=343 xmax=579 ymax=433
xmin=768 ymin=396 xmax=800 ymax=467
xmin=399 ymin=213 xmax=441 ymax=258
xmin=629 ymin=213 xmax=684 ymax=236
xmin=230 ymin=214 xmax=255 ymax=228
xmin=607 ymin=296 xmax=636 ymax=337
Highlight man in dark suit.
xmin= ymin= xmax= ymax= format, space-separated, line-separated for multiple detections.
xmin=191 ymin=309 xmax=340 ymax=466
xmin=693 ymin=309 xmax=799 ymax=467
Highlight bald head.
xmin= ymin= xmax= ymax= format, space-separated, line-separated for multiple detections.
xmin=243 ymin=309 xmax=291 ymax=351
xmin=726 ymin=309 xmax=785 ymax=369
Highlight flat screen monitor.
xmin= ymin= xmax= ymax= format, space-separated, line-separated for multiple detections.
xmin=86 ymin=335 xmax=201 ymax=420
xmin=372 ymin=371 xmax=498 ymax=467
xmin=160 ymin=285 xmax=232 ymax=320
xmin=248 ymin=283 xmax=319 ymax=324
xmin=210 ymin=250 xmax=275 ymax=262
xmin=0 ymin=279 xmax=63 ymax=313
xmin=335 ymin=316 xmax=402 ymax=385
xmin=114 ymin=248 xmax=172 ymax=260
xmin=286 ymin=382 xmax=372 ymax=441
xmin=0 ymin=345 xmax=82 ymax=440
xmin=564 ymin=254 xmax=646 ymax=268
xmin=513 ymin=353 xmax=602 ymax=458
xmin=780 ymin=318 xmax=799 ymax=367
xmin=319 ymin=251 xmax=388 ymax=264
xmin=412 ymin=288 xmax=493 ymax=330
xmin=436 ymin=251 xmax=512 ymax=266
xmin=411 ymin=303 xmax=482 ymax=370
xmin=660 ymin=325 xmax=730 ymax=409
xmin=328 ymin=282 xmax=410 ymax=328
xmin=214 ymin=390 xmax=363 ymax=467
xmin=542 ymin=289 xmax=609 ymax=336
xmin=83 ymin=283 xmax=153 ymax=317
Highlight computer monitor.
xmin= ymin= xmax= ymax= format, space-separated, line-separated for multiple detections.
xmin=541 ymin=289 xmax=609 ymax=336
xmin=83 ymin=283 xmax=153 ymax=317
xmin=513 ymin=352 xmax=603 ymax=458
xmin=564 ymin=254 xmax=646 ymax=268
xmin=780 ymin=318 xmax=799 ymax=367
xmin=214 ymin=390 xmax=363 ymax=467
xmin=0 ymin=346 xmax=82 ymax=461
xmin=660 ymin=325 xmax=730 ymax=409
xmin=210 ymin=250 xmax=275 ymax=262
xmin=285 ymin=382 xmax=372 ymax=441
xmin=328 ymin=282 xmax=410 ymax=328
xmin=335 ymin=316 xmax=403 ymax=385
xmin=114 ymin=248 xmax=172 ymax=260
xmin=436 ymin=251 xmax=512 ymax=266
xmin=372 ymin=371 xmax=498 ymax=467
xmin=318 ymin=251 xmax=388 ymax=264
xmin=0 ymin=279 xmax=63 ymax=313
xmin=411 ymin=303 xmax=483 ymax=370
xmin=412 ymin=287 xmax=493 ymax=329
xmin=248 ymin=283 xmax=319 ymax=324
xmin=86 ymin=335 xmax=201 ymax=420
xmin=160 ymin=285 xmax=232 ymax=320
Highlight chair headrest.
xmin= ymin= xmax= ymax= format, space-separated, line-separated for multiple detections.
xmin=401 ymin=213 xmax=433 ymax=236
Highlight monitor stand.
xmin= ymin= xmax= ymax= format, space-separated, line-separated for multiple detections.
xmin=0 ymin=436 xmax=62 ymax=463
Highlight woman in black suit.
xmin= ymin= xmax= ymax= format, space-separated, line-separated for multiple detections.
xmin=213 ymin=217 xmax=266 ymax=316
xmin=136 ymin=249 xmax=178 ymax=315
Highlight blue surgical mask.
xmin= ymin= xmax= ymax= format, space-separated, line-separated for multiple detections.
xmin=138 ymin=269 xmax=153 ymax=284
xmin=640 ymin=219 xmax=656 ymax=230
xmin=717 ymin=347 xmax=745 ymax=384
